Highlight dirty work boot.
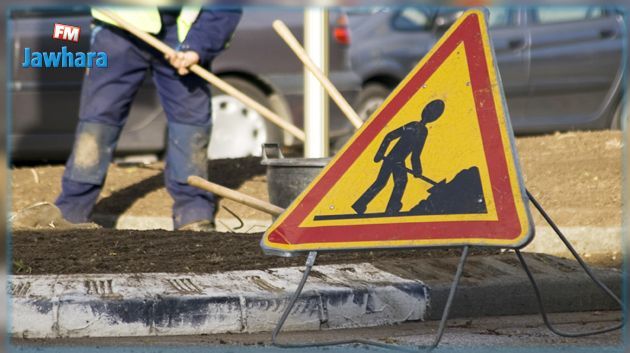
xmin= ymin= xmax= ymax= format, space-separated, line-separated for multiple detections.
xmin=165 ymin=122 xmax=216 ymax=229
xmin=177 ymin=220 xmax=215 ymax=232
xmin=11 ymin=202 xmax=101 ymax=230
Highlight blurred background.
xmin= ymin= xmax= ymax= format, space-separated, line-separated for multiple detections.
xmin=1 ymin=3 xmax=628 ymax=349
xmin=5 ymin=4 xmax=628 ymax=163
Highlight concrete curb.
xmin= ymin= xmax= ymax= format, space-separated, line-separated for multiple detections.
xmin=10 ymin=254 xmax=622 ymax=339
xmin=91 ymin=214 xmax=271 ymax=233
xmin=376 ymin=253 xmax=623 ymax=320
xmin=10 ymin=263 xmax=429 ymax=339
xmin=524 ymin=226 xmax=622 ymax=260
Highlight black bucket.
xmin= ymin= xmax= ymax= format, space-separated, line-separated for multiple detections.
xmin=261 ymin=144 xmax=331 ymax=209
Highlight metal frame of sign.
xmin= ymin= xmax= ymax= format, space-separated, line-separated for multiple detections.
xmin=266 ymin=9 xmax=623 ymax=351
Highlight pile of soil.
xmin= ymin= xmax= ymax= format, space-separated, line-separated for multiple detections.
xmin=11 ymin=229 xmax=498 ymax=275
xmin=516 ymin=130 xmax=622 ymax=227
xmin=11 ymin=157 xmax=271 ymax=225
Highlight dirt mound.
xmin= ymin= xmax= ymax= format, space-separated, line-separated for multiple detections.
xmin=516 ymin=130 xmax=622 ymax=226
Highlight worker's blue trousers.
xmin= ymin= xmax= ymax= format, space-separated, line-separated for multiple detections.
xmin=56 ymin=23 xmax=215 ymax=229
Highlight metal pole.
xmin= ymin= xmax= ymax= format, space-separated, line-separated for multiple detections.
xmin=303 ymin=7 xmax=329 ymax=158
xmin=430 ymin=246 xmax=470 ymax=350
xmin=518 ymin=190 xmax=625 ymax=337
xmin=271 ymin=251 xmax=407 ymax=351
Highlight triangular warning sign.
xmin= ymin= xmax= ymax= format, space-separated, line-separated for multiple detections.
xmin=262 ymin=10 xmax=533 ymax=253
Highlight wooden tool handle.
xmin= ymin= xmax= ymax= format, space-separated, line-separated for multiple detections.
xmin=273 ymin=19 xmax=364 ymax=130
xmin=96 ymin=9 xmax=306 ymax=142
xmin=187 ymin=176 xmax=285 ymax=217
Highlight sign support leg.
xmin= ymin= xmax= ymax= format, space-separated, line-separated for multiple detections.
xmin=518 ymin=190 xmax=625 ymax=337
xmin=271 ymin=251 xmax=318 ymax=347
xmin=271 ymin=251 xmax=401 ymax=350
xmin=428 ymin=245 xmax=470 ymax=350
xmin=271 ymin=247 xmax=470 ymax=351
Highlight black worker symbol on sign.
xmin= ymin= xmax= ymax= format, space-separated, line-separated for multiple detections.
xmin=315 ymin=99 xmax=488 ymax=221
xmin=352 ymin=99 xmax=445 ymax=215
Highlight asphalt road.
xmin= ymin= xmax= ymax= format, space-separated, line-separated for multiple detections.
xmin=12 ymin=311 xmax=624 ymax=352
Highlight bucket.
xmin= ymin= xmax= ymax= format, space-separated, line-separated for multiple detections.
xmin=261 ymin=144 xmax=331 ymax=209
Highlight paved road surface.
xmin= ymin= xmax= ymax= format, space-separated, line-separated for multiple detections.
xmin=12 ymin=311 xmax=623 ymax=352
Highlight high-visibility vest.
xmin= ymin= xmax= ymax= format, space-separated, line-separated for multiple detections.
xmin=91 ymin=6 xmax=202 ymax=43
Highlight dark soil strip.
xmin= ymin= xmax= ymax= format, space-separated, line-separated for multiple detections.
xmin=11 ymin=229 xmax=499 ymax=275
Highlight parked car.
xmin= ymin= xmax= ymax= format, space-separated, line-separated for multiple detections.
xmin=347 ymin=5 xmax=625 ymax=136
xmin=8 ymin=6 xmax=360 ymax=161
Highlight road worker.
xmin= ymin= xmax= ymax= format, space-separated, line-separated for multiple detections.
xmin=54 ymin=5 xmax=242 ymax=231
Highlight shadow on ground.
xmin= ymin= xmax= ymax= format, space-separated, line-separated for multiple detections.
xmin=92 ymin=157 xmax=267 ymax=227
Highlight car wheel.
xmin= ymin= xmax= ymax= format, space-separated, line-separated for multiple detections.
xmin=209 ymin=77 xmax=281 ymax=159
xmin=356 ymin=83 xmax=391 ymax=121
xmin=333 ymin=83 xmax=391 ymax=151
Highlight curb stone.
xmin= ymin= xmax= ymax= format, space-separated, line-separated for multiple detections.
xmin=524 ymin=226 xmax=621 ymax=260
xmin=375 ymin=253 xmax=623 ymax=320
xmin=10 ymin=263 xmax=429 ymax=339
xmin=91 ymin=214 xmax=271 ymax=233
xmin=9 ymin=254 xmax=622 ymax=339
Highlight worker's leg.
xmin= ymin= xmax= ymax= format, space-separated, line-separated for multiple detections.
xmin=352 ymin=162 xmax=393 ymax=214
xmin=56 ymin=26 xmax=151 ymax=223
xmin=386 ymin=165 xmax=408 ymax=214
xmin=151 ymin=46 xmax=215 ymax=229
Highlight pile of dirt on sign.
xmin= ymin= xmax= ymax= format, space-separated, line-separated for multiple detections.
xmin=11 ymin=229 xmax=499 ymax=275
xmin=410 ymin=167 xmax=486 ymax=215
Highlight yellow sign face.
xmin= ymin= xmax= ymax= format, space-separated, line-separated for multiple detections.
xmin=303 ymin=42 xmax=497 ymax=227
xmin=262 ymin=10 xmax=534 ymax=253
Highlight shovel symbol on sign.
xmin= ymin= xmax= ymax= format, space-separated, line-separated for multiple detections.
xmin=404 ymin=168 xmax=446 ymax=192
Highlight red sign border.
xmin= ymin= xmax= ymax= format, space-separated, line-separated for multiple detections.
xmin=264 ymin=12 xmax=533 ymax=252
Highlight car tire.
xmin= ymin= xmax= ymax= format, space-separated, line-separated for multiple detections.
xmin=209 ymin=77 xmax=282 ymax=159
xmin=333 ymin=82 xmax=391 ymax=152
xmin=356 ymin=83 xmax=392 ymax=121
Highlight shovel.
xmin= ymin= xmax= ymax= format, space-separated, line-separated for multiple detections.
xmin=188 ymin=176 xmax=285 ymax=217
xmin=405 ymin=168 xmax=445 ymax=191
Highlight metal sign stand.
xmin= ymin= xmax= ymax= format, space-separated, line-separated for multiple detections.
xmin=517 ymin=191 xmax=625 ymax=338
xmin=271 ymin=190 xmax=624 ymax=350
